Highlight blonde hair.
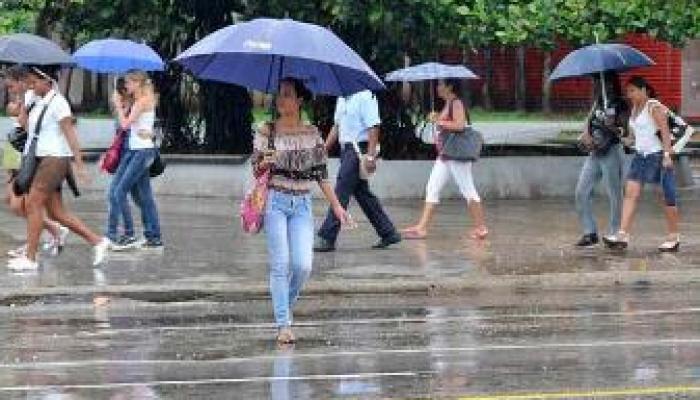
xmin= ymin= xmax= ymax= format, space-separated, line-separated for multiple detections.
xmin=125 ymin=69 xmax=155 ymax=103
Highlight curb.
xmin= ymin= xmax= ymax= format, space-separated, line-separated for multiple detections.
xmin=2 ymin=269 xmax=700 ymax=306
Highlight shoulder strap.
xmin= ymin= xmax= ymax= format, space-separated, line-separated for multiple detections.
xmin=33 ymin=94 xmax=57 ymax=137
xmin=267 ymin=122 xmax=276 ymax=150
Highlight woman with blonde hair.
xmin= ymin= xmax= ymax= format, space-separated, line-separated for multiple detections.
xmin=108 ymin=70 xmax=162 ymax=249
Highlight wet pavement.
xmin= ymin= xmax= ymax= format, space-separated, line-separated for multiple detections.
xmin=2 ymin=191 xmax=700 ymax=398
xmin=1 ymin=190 xmax=700 ymax=297
xmin=2 ymin=289 xmax=700 ymax=398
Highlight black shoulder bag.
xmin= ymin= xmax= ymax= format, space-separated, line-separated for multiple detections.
xmin=13 ymin=95 xmax=55 ymax=196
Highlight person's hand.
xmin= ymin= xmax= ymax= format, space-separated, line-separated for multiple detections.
xmin=428 ymin=111 xmax=439 ymax=122
xmin=333 ymin=205 xmax=355 ymax=229
xmin=111 ymin=92 xmax=123 ymax=108
xmin=663 ymin=152 xmax=674 ymax=169
xmin=364 ymin=157 xmax=377 ymax=174
xmin=579 ymin=131 xmax=593 ymax=148
xmin=261 ymin=150 xmax=276 ymax=166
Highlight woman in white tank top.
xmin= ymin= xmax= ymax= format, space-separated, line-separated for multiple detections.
xmin=107 ymin=70 xmax=162 ymax=250
xmin=605 ymin=76 xmax=680 ymax=252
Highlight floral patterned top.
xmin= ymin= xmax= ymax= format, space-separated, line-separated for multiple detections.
xmin=252 ymin=123 xmax=328 ymax=194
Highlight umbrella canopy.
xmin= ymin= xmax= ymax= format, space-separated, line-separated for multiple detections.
xmin=174 ymin=18 xmax=384 ymax=96
xmin=385 ymin=62 xmax=479 ymax=82
xmin=549 ymin=43 xmax=654 ymax=81
xmin=73 ymin=38 xmax=165 ymax=73
xmin=0 ymin=33 xmax=74 ymax=66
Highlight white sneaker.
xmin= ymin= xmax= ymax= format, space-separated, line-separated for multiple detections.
xmin=7 ymin=244 xmax=27 ymax=258
xmin=58 ymin=225 xmax=70 ymax=247
xmin=93 ymin=238 xmax=110 ymax=266
xmin=8 ymin=256 xmax=39 ymax=271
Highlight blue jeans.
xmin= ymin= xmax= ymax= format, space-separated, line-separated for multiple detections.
xmin=107 ymin=150 xmax=141 ymax=239
xmin=575 ymin=144 xmax=624 ymax=236
xmin=265 ymin=190 xmax=314 ymax=328
xmin=106 ymin=149 xmax=161 ymax=242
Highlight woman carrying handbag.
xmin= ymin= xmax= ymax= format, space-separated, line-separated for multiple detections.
xmin=8 ymin=67 xmax=109 ymax=271
xmin=249 ymin=78 xmax=349 ymax=344
xmin=402 ymin=79 xmax=488 ymax=240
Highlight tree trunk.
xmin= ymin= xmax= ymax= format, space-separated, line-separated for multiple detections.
xmin=481 ymin=48 xmax=494 ymax=111
xmin=542 ymin=51 xmax=553 ymax=114
xmin=515 ymin=46 xmax=527 ymax=111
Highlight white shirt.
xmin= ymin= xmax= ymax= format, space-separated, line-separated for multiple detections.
xmin=629 ymin=100 xmax=663 ymax=156
xmin=25 ymin=89 xmax=73 ymax=157
xmin=334 ymin=90 xmax=381 ymax=144
xmin=129 ymin=110 xmax=156 ymax=150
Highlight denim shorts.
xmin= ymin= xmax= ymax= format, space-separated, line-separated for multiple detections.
xmin=627 ymin=151 xmax=677 ymax=206
xmin=628 ymin=152 xmax=663 ymax=184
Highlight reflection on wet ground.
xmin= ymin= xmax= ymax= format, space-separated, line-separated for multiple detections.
xmin=1 ymin=194 xmax=700 ymax=293
xmin=1 ymin=289 xmax=700 ymax=398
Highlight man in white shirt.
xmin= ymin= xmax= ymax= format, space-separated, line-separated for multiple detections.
xmin=315 ymin=90 xmax=401 ymax=251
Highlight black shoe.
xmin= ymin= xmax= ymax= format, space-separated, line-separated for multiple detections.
xmin=372 ymin=232 xmax=402 ymax=249
xmin=313 ymin=236 xmax=336 ymax=253
xmin=140 ymin=238 xmax=164 ymax=250
xmin=110 ymin=236 xmax=139 ymax=252
xmin=575 ymin=233 xmax=599 ymax=247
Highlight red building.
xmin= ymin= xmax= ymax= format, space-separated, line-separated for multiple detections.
xmin=443 ymin=33 xmax=692 ymax=118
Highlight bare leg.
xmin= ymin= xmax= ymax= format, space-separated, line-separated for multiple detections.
xmin=402 ymin=202 xmax=437 ymax=237
xmin=24 ymin=188 xmax=49 ymax=261
xmin=468 ymin=200 xmax=488 ymax=239
xmin=619 ymin=180 xmax=642 ymax=234
xmin=46 ymin=192 xmax=101 ymax=246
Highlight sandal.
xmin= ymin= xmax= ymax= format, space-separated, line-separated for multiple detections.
xmin=276 ymin=327 xmax=296 ymax=344
xmin=604 ymin=231 xmax=629 ymax=250
xmin=470 ymin=227 xmax=489 ymax=240
xmin=658 ymin=234 xmax=680 ymax=253
xmin=403 ymin=230 xmax=427 ymax=240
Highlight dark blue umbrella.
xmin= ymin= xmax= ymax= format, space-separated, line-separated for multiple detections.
xmin=73 ymin=39 xmax=165 ymax=73
xmin=174 ymin=18 xmax=384 ymax=96
xmin=0 ymin=33 xmax=74 ymax=66
xmin=549 ymin=43 xmax=654 ymax=81
xmin=385 ymin=62 xmax=479 ymax=82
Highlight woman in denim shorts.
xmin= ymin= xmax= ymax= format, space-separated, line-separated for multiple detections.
xmin=605 ymin=76 xmax=680 ymax=252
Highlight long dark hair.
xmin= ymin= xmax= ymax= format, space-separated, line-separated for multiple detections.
xmin=627 ymin=75 xmax=657 ymax=98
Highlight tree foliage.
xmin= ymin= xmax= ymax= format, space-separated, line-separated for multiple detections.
xmin=2 ymin=0 xmax=700 ymax=154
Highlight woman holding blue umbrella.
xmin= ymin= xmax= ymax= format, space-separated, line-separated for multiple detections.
xmin=109 ymin=70 xmax=163 ymax=250
xmin=402 ymin=79 xmax=488 ymax=240
xmin=253 ymin=78 xmax=349 ymax=344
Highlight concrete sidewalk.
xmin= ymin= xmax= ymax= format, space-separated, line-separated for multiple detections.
xmin=1 ymin=190 xmax=700 ymax=303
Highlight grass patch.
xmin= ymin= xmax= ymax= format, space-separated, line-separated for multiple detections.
xmin=469 ymin=107 xmax=587 ymax=122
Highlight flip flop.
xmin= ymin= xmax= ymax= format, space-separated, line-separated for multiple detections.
xmin=403 ymin=230 xmax=427 ymax=240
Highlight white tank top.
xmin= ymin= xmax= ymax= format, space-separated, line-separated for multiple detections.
xmin=129 ymin=110 xmax=156 ymax=150
xmin=629 ymin=100 xmax=663 ymax=155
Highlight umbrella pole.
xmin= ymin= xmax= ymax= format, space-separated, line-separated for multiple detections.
xmin=594 ymin=32 xmax=608 ymax=109
xmin=430 ymin=80 xmax=435 ymax=112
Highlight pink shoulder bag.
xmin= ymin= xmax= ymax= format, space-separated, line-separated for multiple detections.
xmin=240 ymin=126 xmax=275 ymax=234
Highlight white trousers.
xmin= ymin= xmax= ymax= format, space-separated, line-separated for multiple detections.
xmin=425 ymin=159 xmax=481 ymax=203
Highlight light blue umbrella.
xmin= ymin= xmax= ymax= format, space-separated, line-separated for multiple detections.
xmin=0 ymin=33 xmax=74 ymax=66
xmin=385 ymin=62 xmax=479 ymax=82
xmin=174 ymin=18 xmax=384 ymax=96
xmin=73 ymin=38 xmax=164 ymax=73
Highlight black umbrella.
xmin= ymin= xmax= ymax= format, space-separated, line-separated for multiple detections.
xmin=0 ymin=33 xmax=74 ymax=66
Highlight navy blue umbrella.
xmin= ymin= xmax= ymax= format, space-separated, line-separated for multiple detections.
xmin=385 ymin=62 xmax=479 ymax=82
xmin=73 ymin=39 xmax=165 ymax=73
xmin=174 ymin=18 xmax=384 ymax=96
xmin=0 ymin=33 xmax=74 ymax=66
xmin=549 ymin=43 xmax=654 ymax=81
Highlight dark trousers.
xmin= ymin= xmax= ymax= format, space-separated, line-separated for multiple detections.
xmin=318 ymin=143 xmax=397 ymax=243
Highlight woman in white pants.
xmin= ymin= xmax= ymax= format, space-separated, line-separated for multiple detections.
xmin=402 ymin=79 xmax=488 ymax=240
